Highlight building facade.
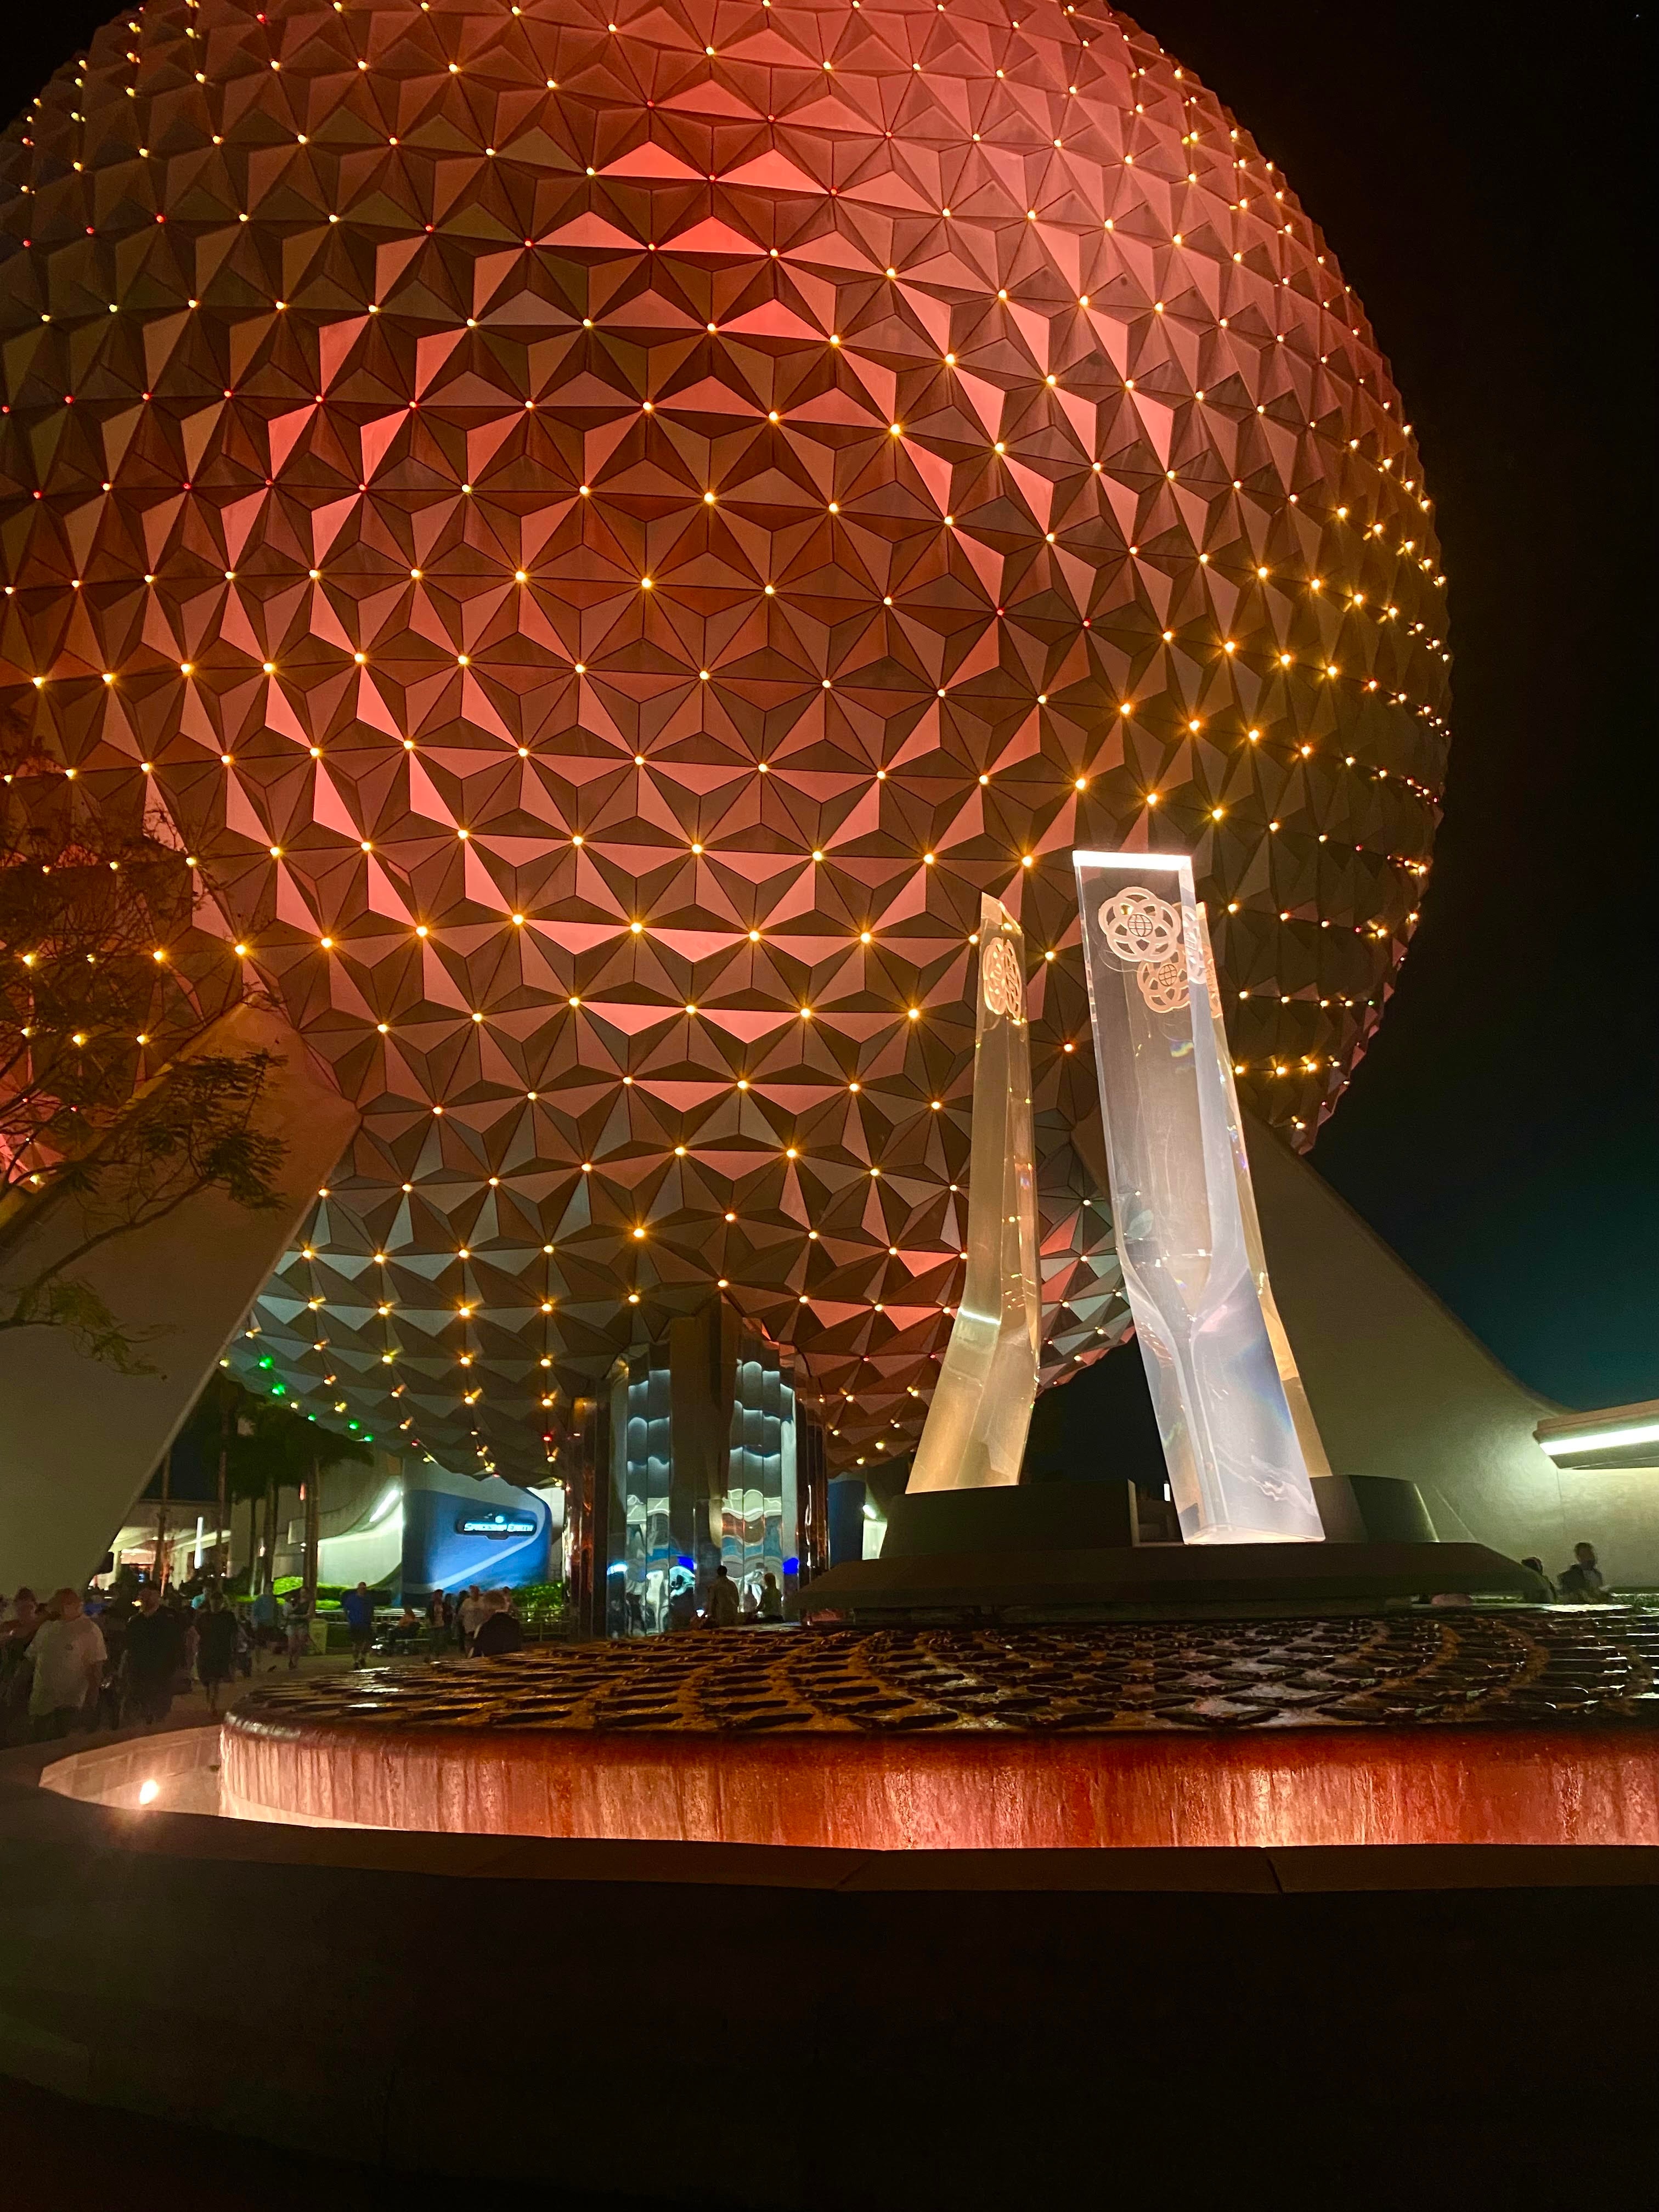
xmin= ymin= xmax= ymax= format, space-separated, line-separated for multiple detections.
xmin=0 ymin=1 xmax=1450 ymax=1528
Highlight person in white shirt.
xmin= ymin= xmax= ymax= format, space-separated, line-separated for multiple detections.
xmin=457 ymin=1586 xmax=487 ymax=1653
xmin=27 ymin=1589 xmax=106 ymax=1742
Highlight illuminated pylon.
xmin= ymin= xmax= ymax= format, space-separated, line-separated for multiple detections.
xmin=907 ymin=896 xmax=1040 ymax=1493
xmin=1074 ymin=850 xmax=1327 ymax=1543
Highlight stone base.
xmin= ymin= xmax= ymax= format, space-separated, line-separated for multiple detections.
xmin=7 ymin=1728 xmax=1659 ymax=2202
xmin=806 ymin=1481 xmax=1544 ymax=1619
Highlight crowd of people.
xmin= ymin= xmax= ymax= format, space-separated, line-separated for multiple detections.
xmin=0 ymin=1576 xmax=257 ymax=1744
xmin=634 ymin=1561 xmax=787 ymax=1634
xmin=420 ymin=1585 xmax=528 ymax=1658
xmin=0 ymin=1572 xmax=545 ymax=1746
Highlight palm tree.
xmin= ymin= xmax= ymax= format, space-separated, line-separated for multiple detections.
xmin=177 ymin=1375 xmax=373 ymax=1594
xmin=239 ymin=1402 xmax=373 ymax=1598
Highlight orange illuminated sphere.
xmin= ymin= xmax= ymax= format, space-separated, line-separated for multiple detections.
xmin=0 ymin=2 xmax=1448 ymax=1478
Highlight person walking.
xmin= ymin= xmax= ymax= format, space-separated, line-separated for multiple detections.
xmin=1 ymin=1590 xmax=42 ymax=1691
xmin=664 ymin=1568 xmax=697 ymax=1632
xmin=470 ymin=1589 xmax=527 ymax=1658
xmin=25 ymin=1589 xmax=106 ymax=1742
xmin=2 ymin=1589 xmax=42 ymax=1647
xmin=342 ymin=1581 xmax=377 ymax=1667
xmin=0 ymin=1589 xmax=44 ymax=1742
xmin=195 ymin=1593 xmax=238 ymax=1718
xmin=122 ymin=1584 xmax=185 ymax=1728
xmin=281 ymin=1587 xmax=312 ymax=1671
xmin=425 ymin=1587 xmax=453 ymax=1660
xmin=758 ymin=1571 xmax=784 ymax=1623
xmin=457 ymin=1585 xmax=487 ymax=1655
xmin=250 ymin=1584 xmax=279 ymax=1668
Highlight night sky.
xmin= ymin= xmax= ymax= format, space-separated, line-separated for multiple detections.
xmin=4 ymin=2 xmax=1653 ymax=1419
xmin=1144 ymin=0 xmax=1657 ymax=1412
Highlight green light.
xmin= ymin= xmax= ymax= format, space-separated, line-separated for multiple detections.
xmin=347 ymin=1420 xmax=359 ymax=1431
xmin=270 ymin=1383 xmax=286 ymax=1396
xmin=258 ymin=1356 xmax=274 ymax=1369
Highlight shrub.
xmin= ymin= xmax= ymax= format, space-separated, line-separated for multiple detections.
xmin=511 ymin=1582 xmax=567 ymax=1632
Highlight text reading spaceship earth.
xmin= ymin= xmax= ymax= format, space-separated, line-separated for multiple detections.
xmin=0 ymin=0 xmax=1449 ymax=1480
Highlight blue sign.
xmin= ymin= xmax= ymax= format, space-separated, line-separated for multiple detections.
xmin=403 ymin=1483 xmax=552 ymax=1596
xmin=455 ymin=1511 xmax=538 ymax=1539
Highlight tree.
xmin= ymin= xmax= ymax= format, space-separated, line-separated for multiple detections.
xmin=0 ymin=710 xmax=287 ymax=1369
xmin=177 ymin=1366 xmax=245 ymax=1591
xmin=240 ymin=1403 xmax=372 ymax=1598
xmin=177 ymin=1374 xmax=374 ymax=1593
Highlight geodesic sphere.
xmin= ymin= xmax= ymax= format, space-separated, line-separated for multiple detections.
xmin=0 ymin=0 xmax=1449 ymax=1480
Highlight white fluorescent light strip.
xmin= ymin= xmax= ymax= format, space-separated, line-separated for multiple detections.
xmin=1071 ymin=849 xmax=1190 ymax=873
xmin=1539 ymin=1420 xmax=1659 ymax=1458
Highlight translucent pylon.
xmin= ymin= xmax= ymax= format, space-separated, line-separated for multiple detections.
xmin=1073 ymin=850 xmax=1325 ymax=1543
xmin=907 ymin=896 xmax=1041 ymax=1492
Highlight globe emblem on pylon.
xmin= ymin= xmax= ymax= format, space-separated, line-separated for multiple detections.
xmin=981 ymin=936 xmax=1024 ymax=1022
xmin=1137 ymin=951 xmax=1191 ymax=1016
xmin=1099 ymin=888 xmax=1183 ymax=967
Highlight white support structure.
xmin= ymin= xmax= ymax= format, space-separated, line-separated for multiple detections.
xmin=0 ymin=1004 xmax=360 ymax=1592
xmin=1074 ymin=850 xmax=1325 ymax=1544
xmin=908 ymin=895 xmax=1041 ymax=1493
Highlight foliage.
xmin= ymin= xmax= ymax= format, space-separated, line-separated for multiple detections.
xmin=0 ymin=708 xmax=286 ymax=1368
xmin=178 ymin=1370 xmax=263 ymax=1508
xmin=511 ymin=1581 xmax=567 ymax=1632
xmin=311 ymin=1577 xmax=398 ymax=1611
xmin=176 ymin=1362 xmax=374 ymax=1598
xmin=0 ymin=709 xmax=218 ymax=1193
xmin=0 ymin=1053 xmax=288 ymax=1370
xmin=245 ymin=1397 xmax=370 ymax=1493
xmin=178 ymin=1370 xmax=374 ymax=1500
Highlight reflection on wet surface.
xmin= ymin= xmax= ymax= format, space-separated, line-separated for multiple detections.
xmin=230 ymin=1610 xmax=1659 ymax=1737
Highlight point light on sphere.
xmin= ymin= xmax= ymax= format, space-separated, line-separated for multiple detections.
xmin=0 ymin=0 xmax=1448 ymax=1480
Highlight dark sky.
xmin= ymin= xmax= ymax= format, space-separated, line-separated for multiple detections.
xmin=5 ymin=3 xmax=1654 ymax=1416
xmin=1141 ymin=0 xmax=1658 ymax=1411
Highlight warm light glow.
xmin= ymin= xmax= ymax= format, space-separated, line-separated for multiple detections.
xmin=29 ymin=16 xmax=1444 ymax=1485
